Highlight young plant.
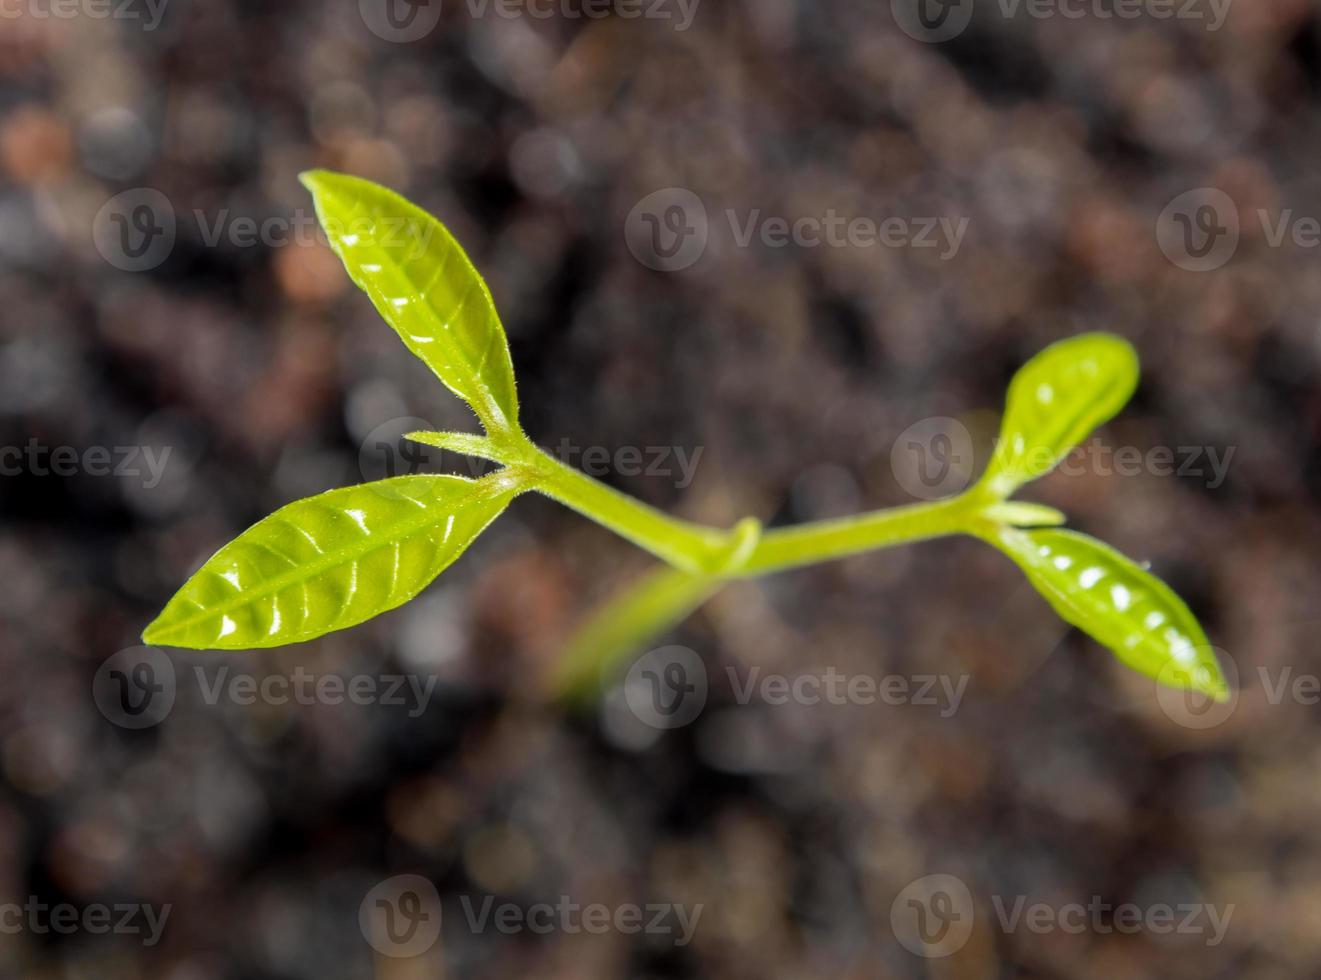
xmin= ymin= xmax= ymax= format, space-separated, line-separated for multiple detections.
xmin=143 ymin=171 xmax=1229 ymax=706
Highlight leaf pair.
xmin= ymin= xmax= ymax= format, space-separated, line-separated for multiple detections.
xmin=970 ymin=333 xmax=1226 ymax=701
xmin=558 ymin=334 xmax=1227 ymax=702
xmin=144 ymin=173 xmax=524 ymax=649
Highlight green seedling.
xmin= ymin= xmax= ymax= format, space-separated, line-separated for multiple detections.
xmin=143 ymin=171 xmax=1229 ymax=706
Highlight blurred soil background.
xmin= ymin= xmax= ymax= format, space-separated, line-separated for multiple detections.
xmin=2 ymin=0 xmax=1321 ymax=977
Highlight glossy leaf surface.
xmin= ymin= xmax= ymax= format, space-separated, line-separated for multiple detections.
xmin=144 ymin=475 xmax=518 ymax=649
xmin=301 ymin=170 xmax=519 ymax=433
xmin=987 ymin=527 xmax=1228 ymax=700
xmin=978 ymin=333 xmax=1139 ymax=498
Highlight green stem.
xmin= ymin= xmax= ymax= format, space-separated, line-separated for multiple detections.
xmin=523 ymin=440 xmax=995 ymax=578
xmin=527 ymin=446 xmax=732 ymax=574
xmin=739 ymin=496 xmax=980 ymax=576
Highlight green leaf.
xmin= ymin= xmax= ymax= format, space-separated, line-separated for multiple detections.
xmin=144 ymin=474 xmax=521 ymax=650
xmin=980 ymin=501 xmax=1067 ymax=528
xmin=978 ymin=333 xmax=1139 ymax=498
xmin=553 ymin=566 xmax=722 ymax=701
xmin=984 ymin=526 xmax=1228 ymax=701
xmin=553 ymin=520 xmax=759 ymax=700
xmin=406 ymin=430 xmax=502 ymax=462
xmin=300 ymin=170 xmax=519 ymax=434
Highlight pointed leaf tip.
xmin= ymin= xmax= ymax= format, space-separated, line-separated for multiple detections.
xmin=301 ymin=171 xmax=520 ymax=434
xmin=986 ymin=526 xmax=1229 ymax=702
